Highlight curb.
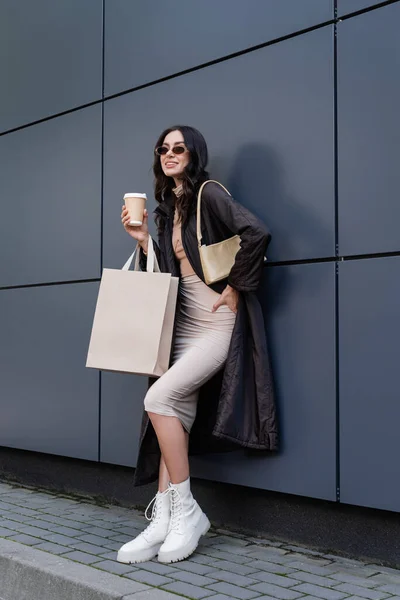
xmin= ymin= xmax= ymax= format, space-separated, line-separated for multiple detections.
xmin=0 ymin=539 xmax=179 ymax=600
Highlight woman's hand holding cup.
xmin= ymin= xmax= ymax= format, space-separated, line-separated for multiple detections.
xmin=121 ymin=205 xmax=149 ymax=253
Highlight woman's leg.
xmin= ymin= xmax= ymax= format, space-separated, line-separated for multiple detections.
xmin=158 ymin=454 xmax=170 ymax=492
xmin=142 ymin=332 xmax=233 ymax=563
xmin=147 ymin=397 xmax=210 ymax=564
xmin=117 ymin=471 xmax=171 ymax=564
xmin=149 ymin=414 xmax=189 ymax=485
xmin=158 ymin=428 xmax=189 ymax=491
xmin=117 ymin=418 xmax=184 ymax=565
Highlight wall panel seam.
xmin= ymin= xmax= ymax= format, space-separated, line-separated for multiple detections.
xmin=1 ymin=250 xmax=400 ymax=292
xmin=0 ymin=18 xmax=336 ymax=137
xmin=333 ymin=5 xmax=341 ymax=503
xmin=0 ymin=279 xmax=101 ymax=292
xmin=2 ymin=2 xmax=397 ymax=137
xmin=98 ymin=0 xmax=106 ymax=464
xmin=338 ymin=0 xmax=399 ymax=20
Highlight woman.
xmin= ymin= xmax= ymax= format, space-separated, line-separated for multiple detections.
xmin=117 ymin=126 xmax=277 ymax=565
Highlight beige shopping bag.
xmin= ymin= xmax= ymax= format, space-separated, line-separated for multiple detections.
xmin=86 ymin=237 xmax=178 ymax=377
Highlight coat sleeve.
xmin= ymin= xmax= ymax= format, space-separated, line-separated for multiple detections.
xmin=202 ymin=182 xmax=271 ymax=292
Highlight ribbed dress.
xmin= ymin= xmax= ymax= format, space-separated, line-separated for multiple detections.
xmin=143 ymin=186 xmax=236 ymax=432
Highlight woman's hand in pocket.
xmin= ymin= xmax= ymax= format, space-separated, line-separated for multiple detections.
xmin=212 ymin=285 xmax=239 ymax=314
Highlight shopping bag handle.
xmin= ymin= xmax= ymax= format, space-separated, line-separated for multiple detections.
xmin=121 ymin=236 xmax=160 ymax=273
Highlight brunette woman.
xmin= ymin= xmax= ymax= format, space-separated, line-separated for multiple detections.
xmin=117 ymin=126 xmax=277 ymax=565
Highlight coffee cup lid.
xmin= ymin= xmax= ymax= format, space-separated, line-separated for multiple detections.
xmin=123 ymin=193 xmax=147 ymax=199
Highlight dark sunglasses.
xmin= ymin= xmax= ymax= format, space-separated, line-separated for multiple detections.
xmin=155 ymin=145 xmax=187 ymax=156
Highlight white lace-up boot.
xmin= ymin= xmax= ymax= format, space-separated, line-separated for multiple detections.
xmin=117 ymin=489 xmax=171 ymax=563
xmin=158 ymin=477 xmax=210 ymax=563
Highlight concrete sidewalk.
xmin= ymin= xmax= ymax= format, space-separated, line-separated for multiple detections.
xmin=0 ymin=481 xmax=400 ymax=600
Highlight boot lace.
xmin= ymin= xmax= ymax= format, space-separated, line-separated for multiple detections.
xmin=145 ymin=495 xmax=158 ymax=522
xmin=168 ymin=487 xmax=183 ymax=532
xmin=143 ymin=491 xmax=166 ymax=531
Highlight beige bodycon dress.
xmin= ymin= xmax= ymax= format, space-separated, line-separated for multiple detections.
xmin=143 ymin=205 xmax=236 ymax=433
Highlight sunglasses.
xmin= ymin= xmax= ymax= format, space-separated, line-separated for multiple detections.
xmin=155 ymin=145 xmax=187 ymax=156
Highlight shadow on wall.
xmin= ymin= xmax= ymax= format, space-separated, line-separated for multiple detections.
xmin=218 ymin=143 xmax=332 ymax=264
xmin=217 ymin=143 xmax=332 ymax=455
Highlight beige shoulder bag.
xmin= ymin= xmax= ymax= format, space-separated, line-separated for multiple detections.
xmin=196 ymin=180 xmax=241 ymax=285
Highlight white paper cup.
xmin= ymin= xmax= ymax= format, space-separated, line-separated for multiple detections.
xmin=124 ymin=193 xmax=147 ymax=226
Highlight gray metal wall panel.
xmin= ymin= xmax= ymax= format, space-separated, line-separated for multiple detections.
xmin=338 ymin=4 xmax=400 ymax=256
xmin=104 ymin=0 xmax=333 ymax=96
xmin=0 ymin=106 xmax=102 ymax=287
xmin=339 ymin=257 xmax=400 ymax=512
xmin=337 ymin=1 xmax=383 ymax=15
xmin=0 ymin=0 xmax=102 ymax=132
xmin=0 ymin=282 xmax=99 ymax=460
xmin=104 ymin=27 xmax=334 ymax=267
xmin=191 ymin=263 xmax=336 ymax=501
xmin=100 ymin=373 xmax=147 ymax=467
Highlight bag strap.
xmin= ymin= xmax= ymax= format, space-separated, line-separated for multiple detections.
xmin=196 ymin=180 xmax=231 ymax=247
xmin=121 ymin=235 xmax=160 ymax=273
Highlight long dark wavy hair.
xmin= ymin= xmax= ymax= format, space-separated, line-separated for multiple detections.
xmin=153 ymin=125 xmax=209 ymax=229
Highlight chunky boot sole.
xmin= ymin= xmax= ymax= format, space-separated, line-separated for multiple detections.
xmin=158 ymin=513 xmax=211 ymax=564
xmin=117 ymin=542 xmax=163 ymax=564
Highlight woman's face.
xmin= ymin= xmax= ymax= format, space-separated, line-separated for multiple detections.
xmin=159 ymin=130 xmax=190 ymax=182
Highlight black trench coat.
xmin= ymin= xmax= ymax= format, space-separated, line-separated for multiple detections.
xmin=133 ymin=181 xmax=278 ymax=486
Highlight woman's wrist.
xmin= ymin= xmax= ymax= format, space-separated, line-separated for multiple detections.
xmin=140 ymin=235 xmax=150 ymax=255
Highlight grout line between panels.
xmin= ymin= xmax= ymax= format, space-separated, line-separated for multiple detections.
xmin=333 ymin=8 xmax=341 ymax=504
xmin=0 ymin=18 xmax=336 ymax=137
xmin=100 ymin=0 xmax=105 ymax=276
xmin=1 ymin=251 xmax=400 ymax=292
xmin=98 ymin=0 xmax=106 ymax=464
xmin=100 ymin=18 xmax=336 ymax=104
xmin=338 ymin=0 xmax=400 ymax=21
xmin=265 ymin=250 xmax=400 ymax=268
xmin=0 ymin=278 xmax=101 ymax=292
xmin=0 ymin=2 xmax=398 ymax=138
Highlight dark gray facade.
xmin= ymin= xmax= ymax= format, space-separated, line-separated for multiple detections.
xmin=1 ymin=1 xmax=399 ymax=513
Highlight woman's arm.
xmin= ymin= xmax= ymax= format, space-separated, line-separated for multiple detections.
xmin=202 ymin=182 xmax=271 ymax=293
xmin=138 ymin=236 xmax=162 ymax=272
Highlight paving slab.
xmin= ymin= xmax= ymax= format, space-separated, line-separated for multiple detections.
xmin=1 ymin=480 xmax=400 ymax=600
xmin=0 ymin=538 xmax=149 ymax=600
